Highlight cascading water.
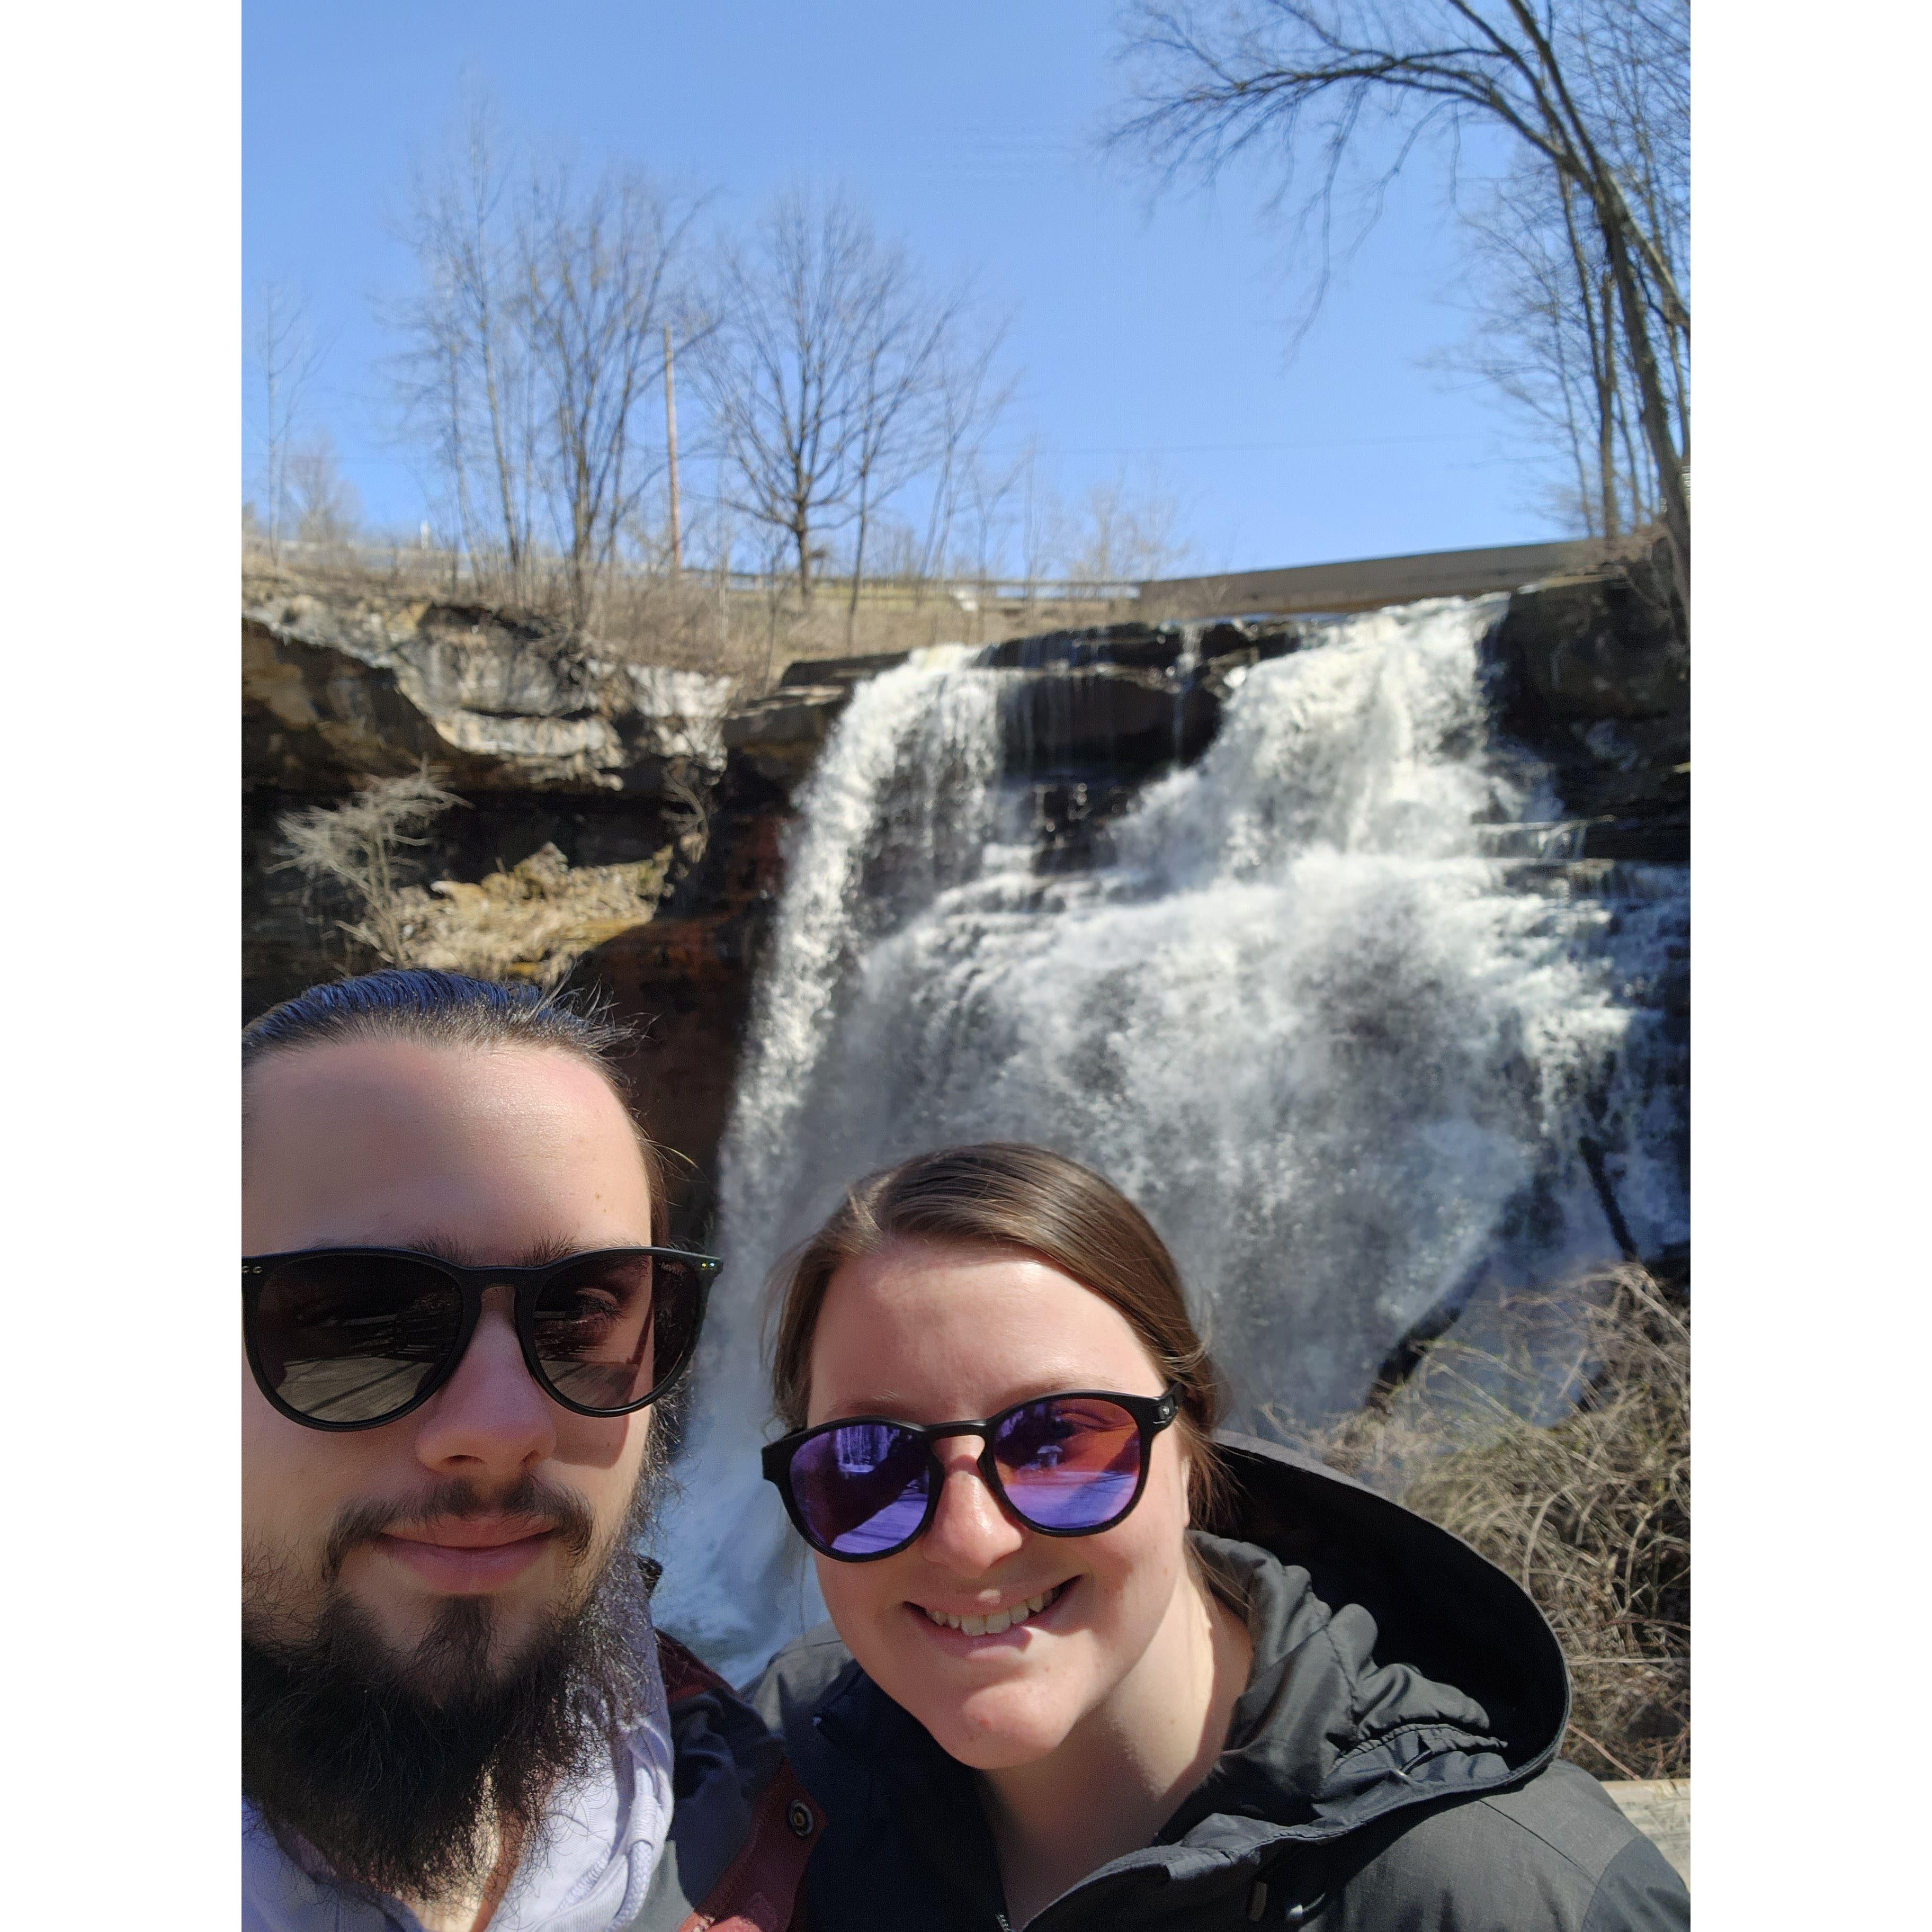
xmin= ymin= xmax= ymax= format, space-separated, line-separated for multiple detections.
xmin=649 ymin=596 xmax=1687 ymax=1683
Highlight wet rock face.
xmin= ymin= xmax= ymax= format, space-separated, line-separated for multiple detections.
xmin=1486 ymin=554 xmax=1688 ymax=862
xmin=721 ymin=686 xmax=850 ymax=793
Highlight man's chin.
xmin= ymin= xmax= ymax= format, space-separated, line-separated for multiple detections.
xmin=241 ymin=1552 xmax=655 ymax=1901
xmin=341 ymin=1564 xmax=571 ymax=1691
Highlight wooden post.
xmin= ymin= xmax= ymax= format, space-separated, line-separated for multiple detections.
xmin=664 ymin=324 xmax=683 ymax=578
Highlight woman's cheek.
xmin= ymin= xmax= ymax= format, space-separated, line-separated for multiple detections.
xmin=815 ymin=1558 xmax=900 ymax=1673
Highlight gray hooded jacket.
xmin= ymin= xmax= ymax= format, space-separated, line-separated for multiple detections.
xmin=753 ymin=1433 xmax=1688 ymax=1931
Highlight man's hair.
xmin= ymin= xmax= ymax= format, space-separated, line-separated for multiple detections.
xmin=768 ymin=1141 xmax=1230 ymax=1524
xmin=243 ymin=969 xmax=669 ymax=1241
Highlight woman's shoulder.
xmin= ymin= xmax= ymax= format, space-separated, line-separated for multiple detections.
xmin=749 ymin=1621 xmax=859 ymax=1724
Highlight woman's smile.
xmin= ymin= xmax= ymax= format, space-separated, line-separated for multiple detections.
xmin=910 ymin=1578 xmax=1075 ymax=1640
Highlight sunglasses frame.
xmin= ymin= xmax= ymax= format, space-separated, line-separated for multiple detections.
xmin=761 ymin=1381 xmax=1183 ymax=1562
xmin=242 ymin=1245 xmax=720 ymax=1432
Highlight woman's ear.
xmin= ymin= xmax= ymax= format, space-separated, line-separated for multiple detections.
xmin=1179 ymin=1438 xmax=1200 ymax=1530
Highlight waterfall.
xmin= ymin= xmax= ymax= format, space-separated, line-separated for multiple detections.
xmin=648 ymin=596 xmax=1688 ymax=1683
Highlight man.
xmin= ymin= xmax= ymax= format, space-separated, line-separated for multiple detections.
xmin=243 ymin=969 xmax=817 ymax=1932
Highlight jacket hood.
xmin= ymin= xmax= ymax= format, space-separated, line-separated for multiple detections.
xmin=1160 ymin=1430 xmax=1571 ymax=1848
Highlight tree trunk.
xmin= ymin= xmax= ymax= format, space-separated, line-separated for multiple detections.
xmin=847 ymin=475 xmax=871 ymax=650
xmin=1598 ymin=270 xmax=1620 ymax=541
xmin=663 ymin=324 xmax=682 ymax=577
xmin=1597 ymin=208 xmax=1689 ymax=603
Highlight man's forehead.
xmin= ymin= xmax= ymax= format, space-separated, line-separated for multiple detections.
xmin=243 ymin=1035 xmax=654 ymax=1253
xmin=245 ymin=1034 xmax=639 ymax=1143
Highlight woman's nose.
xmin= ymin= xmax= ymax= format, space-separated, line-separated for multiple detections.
xmin=919 ymin=1441 xmax=1026 ymax=1576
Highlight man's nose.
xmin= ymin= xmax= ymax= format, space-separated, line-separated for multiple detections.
xmin=412 ymin=1284 xmax=556 ymax=1479
xmin=918 ymin=1438 xmax=1027 ymax=1576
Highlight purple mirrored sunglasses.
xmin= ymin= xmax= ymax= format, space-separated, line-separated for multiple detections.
xmin=761 ymin=1383 xmax=1182 ymax=1561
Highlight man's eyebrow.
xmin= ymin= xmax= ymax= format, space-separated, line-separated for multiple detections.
xmin=399 ymin=1230 xmax=591 ymax=1269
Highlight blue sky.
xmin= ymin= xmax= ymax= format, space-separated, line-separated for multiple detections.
xmin=244 ymin=0 xmax=1566 ymax=574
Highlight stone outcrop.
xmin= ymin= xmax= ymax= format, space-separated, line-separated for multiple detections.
xmin=720 ymin=685 xmax=851 ymax=792
xmin=1486 ymin=548 xmax=1687 ymax=863
xmin=387 ymin=842 xmax=675 ymax=988
xmin=244 ymin=582 xmax=730 ymax=795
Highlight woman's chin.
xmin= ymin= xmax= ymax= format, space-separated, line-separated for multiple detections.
xmin=918 ymin=1687 xmax=1081 ymax=1770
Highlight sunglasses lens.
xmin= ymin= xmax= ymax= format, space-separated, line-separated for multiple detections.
xmin=790 ymin=1423 xmax=933 ymax=1556
xmin=992 ymin=1396 xmax=1143 ymax=1532
xmin=532 ymin=1254 xmax=704 ymax=1413
xmin=253 ymin=1256 xmax=462 ymax=1426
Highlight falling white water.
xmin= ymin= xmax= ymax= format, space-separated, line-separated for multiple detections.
xmin=649 ymin=597 xmax=1687 ymax=1682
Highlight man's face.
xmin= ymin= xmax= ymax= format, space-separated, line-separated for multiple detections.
xmin=243 ymin=1038 xmax=658 ymax=1685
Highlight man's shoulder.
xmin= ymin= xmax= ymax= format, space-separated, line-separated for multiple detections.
xmin=656 ymin=1629 xmax=788 ymax=1798
xmin=1333 ymin=1761 xmax=1688 ymax=1932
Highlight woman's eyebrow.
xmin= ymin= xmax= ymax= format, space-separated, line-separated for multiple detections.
xmin=816 ymin=1376 xmax=1140 ymax=1421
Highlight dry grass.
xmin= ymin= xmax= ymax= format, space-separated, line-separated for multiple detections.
xmin=1275 ymin=1264 xmax=1689 ymax=1779
xmin=245 ymin=542 xmax=1135 ymax=695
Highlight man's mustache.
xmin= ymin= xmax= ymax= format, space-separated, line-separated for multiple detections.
xmin=322 ymin=1473 xmax=597 ymax=1581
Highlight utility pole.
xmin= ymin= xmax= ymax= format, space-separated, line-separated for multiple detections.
xmin=663 ymin=323 xmax=683 ymax=578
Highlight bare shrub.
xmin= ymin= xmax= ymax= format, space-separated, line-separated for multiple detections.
xmin=1276 ymin=1263 xmax=1689 ymax=1780
xmin=273 ymin=768 xmax=465 ymax=968
xmin=273 ymin=774 xmax=671 ymax=988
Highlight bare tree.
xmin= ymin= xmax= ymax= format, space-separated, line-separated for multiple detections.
xmin=840 ymin=283 xmax=970 ymax=646
xmin=284 ymin=430 xmax=364 ymax=549
xmin=695 ymin=189 xmax=1000 ymax=611
xmin=1016 ymin=439 xmax=1053 ymax=601
xmin=516 ymin=163 xmax=706 ymax=627
xmin=253 ymin=281 xmax=326 ymax=564
xmin=1112 ymin=1 xmax=1689 ymax=597
xmin=1055 ymin=466 xmax=1192 ymax=584
xmin=388 ymin=91 xmax=706 ymax=626
xmin=273 ymin=768 xmax=464 ymax=968
xmin=915 ymin=326 xmax=1016 ymax=605
xmin=387 ymin=87 xmax=539 ymax=602
xmin=1434 ymin=5 xmax=1685 ymax=541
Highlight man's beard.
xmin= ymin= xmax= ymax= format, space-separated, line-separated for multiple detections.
xmin=243 ymin=1454 xmax=665 ymax=1906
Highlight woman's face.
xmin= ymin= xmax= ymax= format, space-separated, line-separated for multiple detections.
xmin=804 ymin=1237 xmax=1193 ymax=1770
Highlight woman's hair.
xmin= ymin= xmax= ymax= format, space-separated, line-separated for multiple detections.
xmin=769 ymin=1142 xmax=1229 ymax=1524
xmin=242 ymin=969 xmax=670 ymax=1242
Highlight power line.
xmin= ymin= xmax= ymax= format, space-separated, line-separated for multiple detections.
xmin=252 ymin=429 xmax=1493 ymax=471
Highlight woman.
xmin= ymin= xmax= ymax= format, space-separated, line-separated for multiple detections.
xmin=752 ymin=1144 xmax=1686 ymax=1931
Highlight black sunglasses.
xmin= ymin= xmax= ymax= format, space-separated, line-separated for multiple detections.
xmin=762 ymin=1383 xmax=1182 ymax=1561
xmin=243 ymin=1245 xmax=719 ymax=1432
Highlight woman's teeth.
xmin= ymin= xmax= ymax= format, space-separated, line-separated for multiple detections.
xmin=924 ymin=1583 xmax=1062 ymax=1635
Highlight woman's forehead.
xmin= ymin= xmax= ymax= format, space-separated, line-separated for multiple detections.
xmin=806 ymin=1239 xmax=1161 ymax=1420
